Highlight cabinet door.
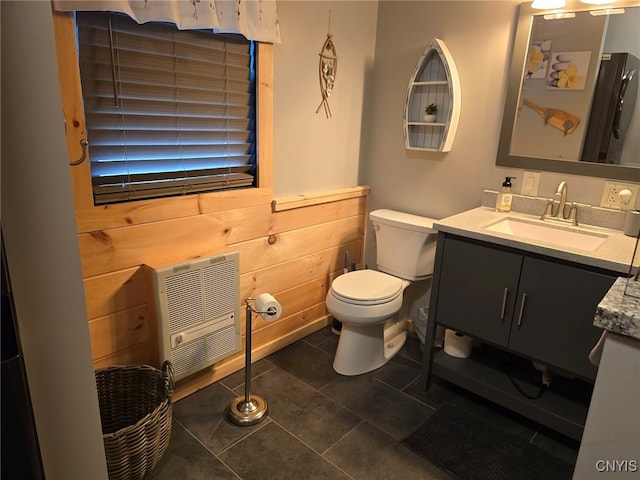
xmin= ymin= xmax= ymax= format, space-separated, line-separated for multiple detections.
xmin=508 ymin=257 xmax=615 ymax=380
xmin=437 ymin=237 xmax=522 ymax=346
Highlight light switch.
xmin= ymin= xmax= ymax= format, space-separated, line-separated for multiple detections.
xmin=521 ymin=171 xmax=541 ymax=197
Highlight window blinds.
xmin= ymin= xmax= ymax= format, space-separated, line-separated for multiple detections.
xmin=76 ymin=12 xmax=255 ymax=205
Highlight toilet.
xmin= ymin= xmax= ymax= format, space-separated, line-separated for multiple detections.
xmin=326 ymin=209 xmax=438 ymax=375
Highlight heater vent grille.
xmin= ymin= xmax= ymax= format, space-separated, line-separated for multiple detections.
xmin=170 ymin=324 xmax=237 ymax=379
xmin=206 ymin=324 xmax=238 ymax=359
xmin=172 ymin=338 xmax=207 ymax=376
xmin=150 ymin=251 xmax=241 ymax=381
xmin=203 ymin=261 xmax=238 ymax=321
xmin=165 ymin=269 xmax=203 ymax=333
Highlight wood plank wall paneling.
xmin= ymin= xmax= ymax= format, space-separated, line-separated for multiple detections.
xmin=83 ymin=267 xmax=145 ymax=319
xmin=84 ymin=192 xmax=368 ymax=399
xmin=52 ymin=9 xmax=369 ymax=401
xmin=78 ymin=199 xmax=365 ymax=278
xmin=88 ymin=305 xmax=149 ymax=359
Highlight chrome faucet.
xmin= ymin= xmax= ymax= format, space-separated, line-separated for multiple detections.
xmin=541 ymin=181 xmax=578 ymax=225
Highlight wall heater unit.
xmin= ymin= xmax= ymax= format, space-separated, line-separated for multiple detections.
xmin=149 ymin=251 xmax=241 ymax=381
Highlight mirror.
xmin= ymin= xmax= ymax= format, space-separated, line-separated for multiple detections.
xmin=497 ymin=0 xmax=640 ymax=181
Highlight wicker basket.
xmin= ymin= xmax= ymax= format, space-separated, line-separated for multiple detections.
xmin=95 ymin=362 xmax=174 ymax=480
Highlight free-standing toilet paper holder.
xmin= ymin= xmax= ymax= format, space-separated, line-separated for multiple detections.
xmin=227 ymin=296 xmax=280 ymax=426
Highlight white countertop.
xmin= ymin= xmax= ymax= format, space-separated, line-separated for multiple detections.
xmin=433 ymin=206 xmax=637 ymax=275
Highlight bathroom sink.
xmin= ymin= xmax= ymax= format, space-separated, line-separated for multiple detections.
xmin=485 ymin=217 xmax=608 ymax=252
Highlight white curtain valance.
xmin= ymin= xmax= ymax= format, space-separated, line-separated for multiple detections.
xmin=52 ymin=0 xmax=281 ymax=43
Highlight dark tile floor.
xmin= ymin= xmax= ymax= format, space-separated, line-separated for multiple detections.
xmin=148 ymin=327 xmax=580 ymax=480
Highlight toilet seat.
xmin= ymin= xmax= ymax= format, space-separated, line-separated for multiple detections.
xmin=330 ymin=270 xmax=403 ymax=306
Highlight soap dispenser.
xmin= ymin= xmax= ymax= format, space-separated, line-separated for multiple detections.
xmin=496 ymin=176 xmax=516 ymax=212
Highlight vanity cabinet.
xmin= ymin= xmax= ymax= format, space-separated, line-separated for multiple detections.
xmin=422 ymin=233 xmax=617 ymax=440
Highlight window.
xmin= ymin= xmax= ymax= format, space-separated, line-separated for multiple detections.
xmin=76 ymin=12 xmax=256 ymax=205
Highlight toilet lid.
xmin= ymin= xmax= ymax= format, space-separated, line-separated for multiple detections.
xmin=331 ymin=270 xmax=403 ymax=305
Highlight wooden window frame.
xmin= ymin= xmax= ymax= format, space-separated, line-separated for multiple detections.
xmin=52 ymin=9 xmax=273 ymax=233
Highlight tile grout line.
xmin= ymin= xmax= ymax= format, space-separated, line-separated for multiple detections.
xmin=172 ymin=416 xmax=245 ymax=479
xmin=318 ymin=418 xmax=366 ymax=457
xmin=215 ymin=419 xmax=273 ymax=456
xmin=267 ymin=416 xmax=359 ymax=480
xmin=165 ymin=330 xmax=579 ymax=479
xmin=218 ymin=360 xmax=278 ymax=391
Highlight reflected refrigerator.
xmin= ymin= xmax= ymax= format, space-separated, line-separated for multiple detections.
xmin=581 ymin=52 xmax=639 ymax=164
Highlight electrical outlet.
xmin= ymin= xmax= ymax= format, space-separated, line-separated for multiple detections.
xmin=521 ymin=171 xmax=541 ymax=197
xmin=600 ymin=181 xmax=639 ymax=210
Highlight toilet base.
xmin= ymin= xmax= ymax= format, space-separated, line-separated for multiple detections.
xmin=333 ymin=317 xmax=407 ymax=376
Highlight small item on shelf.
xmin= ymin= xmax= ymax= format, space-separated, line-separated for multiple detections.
xmin=623 ymin=209 xmax=640 ymax=237
xmin=423 ymin=103 xmax=438 ymax=123
xmin=443 ymin=329 xmax=473 ymax=358
xmin=496 ymin=176 xmax=516 ymax=212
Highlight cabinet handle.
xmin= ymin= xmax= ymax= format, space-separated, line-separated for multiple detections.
xmin=500 ymin=288 xmax=509 ymax=320
xmin=517 ymin=293 xmax=527 ymax=327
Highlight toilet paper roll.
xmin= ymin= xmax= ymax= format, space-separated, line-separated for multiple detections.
xmin=444 ymin=329 xmax=473 ymax=358
xmin=255 ymin=293 xmax=282 ymax=322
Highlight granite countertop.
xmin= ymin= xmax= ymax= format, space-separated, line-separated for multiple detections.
xmin=433 ymin=205 xmax=637 ymax=275
xmin=594 ymin=277 xmax=640 ymax=340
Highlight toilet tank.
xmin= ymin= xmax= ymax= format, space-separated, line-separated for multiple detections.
xmin=370 ymin=209 xmax=438 ymax=281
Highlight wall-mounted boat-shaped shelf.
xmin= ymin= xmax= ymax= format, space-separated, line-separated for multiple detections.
xmin=403 ymin=38 xmax=461 ymax=152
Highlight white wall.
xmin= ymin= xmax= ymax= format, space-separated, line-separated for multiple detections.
xmin=272 ymin=1 xmax=637 ymax=216
xmin=0 ymin=1 xmax=637 ymax=470
xmin=362 ymin=0 xmax=632 ymax=226
xmin=358 ymin=0 xmax=639 ymax=316
xmin=1 ymin=2 xmax=108 ymax=478
xmin=273 ymin=1 xmax=378 ymax=196
xmin=574 ymin=333 xmax=640 ymax=479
